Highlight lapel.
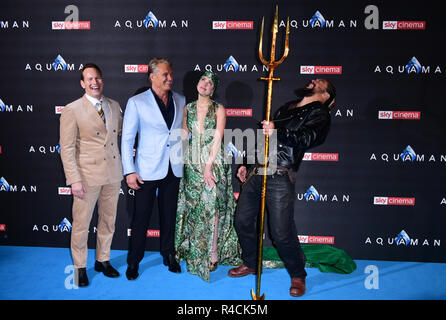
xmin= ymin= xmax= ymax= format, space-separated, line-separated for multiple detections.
xmin=147 ymin=89 xmax=176 ymax=131
xmin=82 ymin=95 xmax=107 ymax=134
xmin=103 ymin=96 xmax=114 ymax=128
xmin=171 ymin=92 xmax=178 ymax=127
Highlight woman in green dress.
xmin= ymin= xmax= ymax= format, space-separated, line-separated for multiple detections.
xmin=175 ymin=71 xmax=242 ymax=282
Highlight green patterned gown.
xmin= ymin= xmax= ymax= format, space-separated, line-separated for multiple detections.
xmin=175 ymin=100 xmax=242 ymax=282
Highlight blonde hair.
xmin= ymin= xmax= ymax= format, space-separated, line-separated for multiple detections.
xmin=148 ymin=57 xmax=172 ymax=83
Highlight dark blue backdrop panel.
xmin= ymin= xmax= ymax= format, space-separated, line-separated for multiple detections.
xmin=1 ymin=0 xmax=445 ymax=262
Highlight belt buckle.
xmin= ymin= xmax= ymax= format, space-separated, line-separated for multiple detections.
xmin=275 ymin=169 xmax=288 ymax=176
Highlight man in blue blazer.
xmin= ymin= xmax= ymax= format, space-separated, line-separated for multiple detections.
xmin=121 ymin=57 xmax=185 ymax=280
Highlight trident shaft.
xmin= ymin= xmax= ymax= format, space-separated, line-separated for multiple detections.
xmin=251 ymin=6 xmax=290 ymax=301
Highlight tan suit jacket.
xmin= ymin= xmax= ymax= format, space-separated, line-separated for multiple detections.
xmin=59 ymin=94 xmax=123 ymax=267
xmin=60 ymin=95 xmax=123 ymax=187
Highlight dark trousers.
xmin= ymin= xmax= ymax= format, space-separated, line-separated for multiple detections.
xmin=234 ymin=172 xmax=307 ymax=278
xmin=127 ymin=164 xmax=180 ymax=265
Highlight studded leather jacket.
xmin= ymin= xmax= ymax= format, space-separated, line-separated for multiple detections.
xmin=243 ymin=100 xmax=331 ymax=173
xmin=273 ymin=100 xmax=331 ymax=171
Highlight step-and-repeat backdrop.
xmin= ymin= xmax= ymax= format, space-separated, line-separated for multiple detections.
xmin=1 ymin=0 xmax=445 ymax=262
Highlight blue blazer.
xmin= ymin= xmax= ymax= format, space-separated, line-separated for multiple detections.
xmin=121 ymin=88 xmax=185 ymax=180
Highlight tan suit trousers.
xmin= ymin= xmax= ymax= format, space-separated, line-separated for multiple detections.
xmin=71 ymin=182 xmax=121 ymax=268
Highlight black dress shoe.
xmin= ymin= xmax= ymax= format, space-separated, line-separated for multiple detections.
xmin=94 ymin=260 xmax=120 ymax=278
xmin=163 ymin=254 xmax=181 ymax=273
xmin=126 ymin=263 xmax=139 ymax=280
xmin=75 ymin=268 xmax=89 ymax=287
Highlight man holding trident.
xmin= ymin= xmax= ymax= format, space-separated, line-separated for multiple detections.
xmin=227 ymin=7 xmax=336 ymax=298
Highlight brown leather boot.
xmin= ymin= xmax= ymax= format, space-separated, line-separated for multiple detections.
xmin=228 ymin=264 xmax=256 ymax=277
xmin=290 ymin=277 xmax=306 ymax=297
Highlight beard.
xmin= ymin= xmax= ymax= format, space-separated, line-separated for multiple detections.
xmin=294 ymin=86 xmax=315 ymax=99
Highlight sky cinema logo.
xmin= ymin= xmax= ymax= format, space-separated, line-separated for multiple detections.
xmin=124 ymin=64 xmax=149 ymax=73
xmin=302 ymin=153 xmax=339 ymax=161
xmin=127 ymin=229 xmax=160 ymax=237
xmin=55 ymin=106 xmax=65 ymax=114
xmin=114 ymin=11 xmax=188 ymax=29
xmin=378 ymin=110 xmax=421 ymax=120
xmin=225 ymin=108 xmax=252 ymax=117
xmin=299 ymin=235 xmax=335 ymax=245
xmin=51 ymin=21 xmax=90 ymax=30
xmin=58 ymin=187 xmax=72 ymax=195
xmin=300 ymin=65 xmax=342 ymax=74
xmin=373 ymin=197 xmax=415 ymax=206
xmin=382 ymin=21 xmax=426 ymax=30
xmin=212 ymin=21 xmax=254 ymax=30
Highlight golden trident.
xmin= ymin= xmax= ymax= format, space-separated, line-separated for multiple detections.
xmin=251 ymin=5 xmax=290 ymax=301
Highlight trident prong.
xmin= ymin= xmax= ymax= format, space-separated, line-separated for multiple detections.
xmin=251 ymin=5 xmax=290 ymax=301
xmin=275 ymin=17 xmax=290 ymax=66
xmin=258 ymin=6 xmax=290 ymax=69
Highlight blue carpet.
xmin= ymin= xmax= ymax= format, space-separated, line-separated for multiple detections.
xmin=1 ymin=245 xmax=445 ymax=300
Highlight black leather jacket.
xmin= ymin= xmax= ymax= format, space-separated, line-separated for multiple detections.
xmin=273 ymin=100 xmax=331 ymax=171
xmin=242 ymin=100 xmax=331 ymax=172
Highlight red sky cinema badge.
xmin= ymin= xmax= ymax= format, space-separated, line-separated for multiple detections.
xmin=147 ymin=229 xmax=160 ymax=237
xmin=127 ymin=229 xmax=160 ymax=237
xmin=226 ymin=109 xmax=252 ymax=117
xmin=124 ymin=64 xmax=149 ymax=73
xmin=55 ymin=106 xmax=65 ymax=114
xmin=213 ymin=21 xmax=254 ymax=30
xmin=378 ymin=111 xmax=421 ymax=120
xmin=58 ymin=187 xmax=72 ymax=195
xmin=302 ymin=152 xmax=339 ymax=161
xmin=299 ymin=235 xmax=334 ymax=244
xmin=383 ymin=21 xmax=426 ymax=30
xmin=52 ymin=21 xmax=91 ymax=30
xmin=300 ymin=65 xmax=342 ymax=74
xmin=374 ymin=197 xmax=415 ymax=206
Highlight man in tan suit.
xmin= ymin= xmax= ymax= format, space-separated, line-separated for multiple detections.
xmin=60 ymin=63 xmax=123 ymax=287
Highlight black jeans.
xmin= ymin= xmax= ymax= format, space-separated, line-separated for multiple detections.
xmin=127 ymin=164 xmax=180 ymax=265
xmin=234 ymin=172 xmax=307 ymax=278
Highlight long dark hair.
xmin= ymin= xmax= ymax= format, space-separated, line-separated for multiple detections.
xmin=324 ymin=79 xmax=336 ymax=110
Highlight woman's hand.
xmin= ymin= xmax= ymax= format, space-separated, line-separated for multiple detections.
xmin=204 ymin=163 xmax=217 ymax=189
